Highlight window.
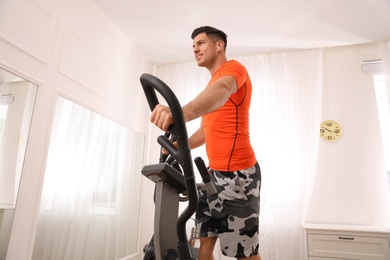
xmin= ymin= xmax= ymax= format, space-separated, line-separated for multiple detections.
xmin=373 ymin=74 xmax=390 ymax=190
xmin=34 ymin=96 xmax=144 ymax=259
xmin=0 ymin=105 xmax=7 ymax=143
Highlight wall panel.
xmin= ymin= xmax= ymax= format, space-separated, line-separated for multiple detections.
xmin=58 ymin=29 xmax=112 ymax=95
xmin=0 ymin=0 xmax=55 ymax=64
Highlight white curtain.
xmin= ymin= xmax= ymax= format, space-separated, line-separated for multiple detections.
xmin=383 ymin=41 xmax=390 ymax=135
xmin=383 ymin=41 xmax=390 ymax=106
xmin=155 ymin=48 xmax=323 ymax=260
xmin=380 ymin=41 xmax=390 ymax=182
xmin=33 ymin=97 xmax=144 ymax=260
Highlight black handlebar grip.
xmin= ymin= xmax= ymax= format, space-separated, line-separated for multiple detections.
xmin=157 ymin=135 xmax=178 ymax=159
xmin=194 ymin=157 xmax=217 ymax=195
xmin=194 ymin=157 xmax=211 ymax=182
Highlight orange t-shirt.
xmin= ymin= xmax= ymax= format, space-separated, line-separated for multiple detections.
xmin=202 ymin=60 xmax=257 ymax=171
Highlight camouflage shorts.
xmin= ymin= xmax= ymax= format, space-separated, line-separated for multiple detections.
xmin=195 ymin=163 xmax=261 ymax=258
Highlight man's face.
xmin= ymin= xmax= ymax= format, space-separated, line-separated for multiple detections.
xmin=192 ymin=32 xmax=217 ymax=68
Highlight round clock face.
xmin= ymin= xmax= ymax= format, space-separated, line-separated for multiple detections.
xmin=320 ymin=120 xmax=342 ymax=142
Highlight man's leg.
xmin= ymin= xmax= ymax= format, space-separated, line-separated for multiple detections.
xmin=212 ymin=164 xmax=262 ymax=260
xmin=198 ymin=236 xmax=218 ymax=260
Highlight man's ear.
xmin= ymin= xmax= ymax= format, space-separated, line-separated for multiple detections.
xmin=216 ymin=41 xmax=223 ymax=52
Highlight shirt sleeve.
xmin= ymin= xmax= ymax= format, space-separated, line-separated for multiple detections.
xmin=220 ymin=60 xmax=248 ymax=89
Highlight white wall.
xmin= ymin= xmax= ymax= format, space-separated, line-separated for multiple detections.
xmin=305 ymin=42 xmax=390 ymax=228
xmin=0 ymin=0 xmax=154 ymax=259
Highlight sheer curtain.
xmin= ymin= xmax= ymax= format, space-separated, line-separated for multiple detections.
xmin=33 ymin=96 xmax=144 ymax=260
xmin=155 ymin=48 xmax=323 ymax=260
xmin=381 ymin=41 xmax=390 ymax=187
xmin=383 ymin=41 xmax=390 ymax=135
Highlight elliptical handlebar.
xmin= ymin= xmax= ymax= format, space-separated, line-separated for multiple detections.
xmin=140 ymin=73 xmax=186 ymax=158
xmin=140 ymin=73 xmax=198 ymax=259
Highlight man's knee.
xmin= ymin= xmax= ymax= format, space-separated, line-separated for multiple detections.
xmin=198 ymin=237 xmax=217 ymax=260
xmin=237 ymin=254 xmax=261 ymax=260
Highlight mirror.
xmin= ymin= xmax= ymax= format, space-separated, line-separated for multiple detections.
xmin=0 ymin=68 xmax=38 ymax=258
xmin=33 ymin=96 xmax=144 ymax=260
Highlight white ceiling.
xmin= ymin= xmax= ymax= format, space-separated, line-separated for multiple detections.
xmin=93 ymin=0 xmax=390 ymax=65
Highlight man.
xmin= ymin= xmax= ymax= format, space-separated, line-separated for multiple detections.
xmin=150 ymin=26 xmax=261 ymax=260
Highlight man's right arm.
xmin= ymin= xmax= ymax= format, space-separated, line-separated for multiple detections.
xmin=189 ymin=122 xmax=205 ymax=150
xmin=182 ymin=75 xmax=237 ymax=123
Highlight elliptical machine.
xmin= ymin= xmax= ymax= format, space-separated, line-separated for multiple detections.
xmin=140 ymin=74 xmax=216 ymax=260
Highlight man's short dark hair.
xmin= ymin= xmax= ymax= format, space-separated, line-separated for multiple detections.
xmin=191 ymin=26 xmax=228 ymax=50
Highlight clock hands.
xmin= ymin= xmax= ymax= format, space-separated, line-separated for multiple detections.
xmin=324 ymin=127 xmax=339 ymax=133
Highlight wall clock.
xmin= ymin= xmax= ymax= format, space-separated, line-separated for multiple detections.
xmin=320 ymin=120 xmax=342 ymax=142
